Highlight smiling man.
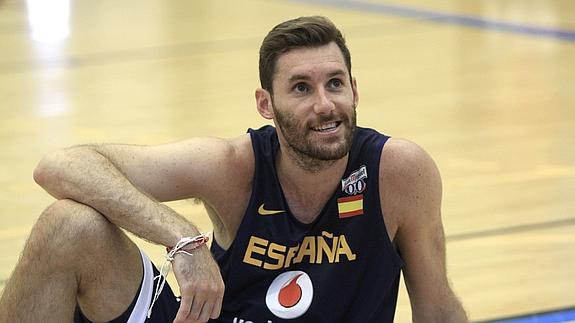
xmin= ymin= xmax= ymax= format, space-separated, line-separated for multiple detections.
xmin=0 ymin=16 xmax=468 ymax=322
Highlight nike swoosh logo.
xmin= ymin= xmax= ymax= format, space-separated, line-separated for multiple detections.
xmin=258 ymin=203 xmax=285 ymax=216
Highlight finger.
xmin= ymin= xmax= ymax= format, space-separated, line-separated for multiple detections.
xmin=210 ymin=290 xmax=223 ymax=319
xmin=173 ymin=295 xmax=193 ymax=323
xmin=197 ymin=300 xmax=213 ymax=322
xmin=188 ymin=290 xmax=207 ymax=321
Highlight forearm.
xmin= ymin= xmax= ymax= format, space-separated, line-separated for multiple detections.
xmin=34 ymin=146 xmax=198 ymax=246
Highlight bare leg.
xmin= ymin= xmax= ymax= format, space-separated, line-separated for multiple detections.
xmin=0 ymin=199 xmax=144 ymax=322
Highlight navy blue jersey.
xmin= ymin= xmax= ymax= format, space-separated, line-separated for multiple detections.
xmin=210 ymin=125 xmax=404 ymax=323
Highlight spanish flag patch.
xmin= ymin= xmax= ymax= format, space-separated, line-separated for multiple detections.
xmin=337 ymin=194 xmax=364 ymax=218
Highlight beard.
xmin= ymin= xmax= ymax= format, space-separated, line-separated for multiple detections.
xmin=272 ymin=102 xmax=357 ymax=165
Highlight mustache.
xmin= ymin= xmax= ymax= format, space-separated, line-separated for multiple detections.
xmin=307 ymin=113 xmax=349 ymax=128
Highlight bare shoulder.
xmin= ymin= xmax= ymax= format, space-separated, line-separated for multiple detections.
xmin=379 ymin=138 xmax=442 ymax=237
xmin=164 ymin=133 xmax=253 ymax=171
xmin=222 ymin=133 xmax=255 ymax=187
xmin=186 ymin=133 xmax=254 ymax=200
xmin=380 ymin=138 xmax=441 ymax=186
xmin=191 ymin=134 xmax=253 ymax=170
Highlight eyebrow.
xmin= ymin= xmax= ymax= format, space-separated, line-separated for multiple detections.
xmin=287 ymin=69 xmax=347 ymax=83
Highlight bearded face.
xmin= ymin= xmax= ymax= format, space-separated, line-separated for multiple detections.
xmin=257 ymin=42 xmax=359 ymax=168
xmin=272 ymin=99 xmax=356 ymax=161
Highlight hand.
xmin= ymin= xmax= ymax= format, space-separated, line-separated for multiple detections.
xmin=172 ymin=246 xmax=225 ymax=322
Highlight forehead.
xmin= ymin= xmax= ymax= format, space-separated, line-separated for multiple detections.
xmin=274 ymin=42 xmax=347 ymax=83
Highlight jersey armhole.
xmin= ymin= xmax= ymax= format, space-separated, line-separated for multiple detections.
xmin=373 ymin=138 xmax=405 ymax=269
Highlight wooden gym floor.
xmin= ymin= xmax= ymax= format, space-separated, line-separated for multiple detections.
xmin=0 ymin=0 xmax=574 ymax=321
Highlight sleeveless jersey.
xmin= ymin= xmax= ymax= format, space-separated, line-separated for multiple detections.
xmin=210 ymin=125 xmax=404 ymax=323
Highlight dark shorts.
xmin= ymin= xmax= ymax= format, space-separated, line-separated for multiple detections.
xmin=74 ymin=250 xmax=179 ymax=323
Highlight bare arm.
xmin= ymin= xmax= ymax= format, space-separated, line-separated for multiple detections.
xmin=34 ymin=137 xmax=244 ymax=243
xmin=33 ymin=135 xmax=253 ymax=322
xmin=380 ymin=139 xmax=467 ymax=322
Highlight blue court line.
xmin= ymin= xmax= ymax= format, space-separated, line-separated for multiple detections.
xmin=477 ymin=307 xmax=575 ymax=323
xmin=288 ymin=0 xmax=575 ymax=42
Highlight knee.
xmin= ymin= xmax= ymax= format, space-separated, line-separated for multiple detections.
xmin=34 ymin=199 xmax=118 ymax=253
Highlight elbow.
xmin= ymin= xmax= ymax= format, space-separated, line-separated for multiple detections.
xmin=33 ymin=150 xmax=63 ymax=189
xmin=33 ymin=147 xmax=88 ymax=196
xmin=33 ymin=145 xmax=101 ymax=198
xmin=33 ymin=163 xmax=45 ymax=187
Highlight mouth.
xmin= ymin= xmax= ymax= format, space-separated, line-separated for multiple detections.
xmin=311 ymin=121 xmax=342 ymax=133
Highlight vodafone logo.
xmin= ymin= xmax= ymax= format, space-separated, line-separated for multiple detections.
xmin=265 ymin=271 xmax=313 ymax=319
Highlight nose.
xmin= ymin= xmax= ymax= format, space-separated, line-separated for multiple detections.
xmin=313 ymin=88 xmax=335 ymax=115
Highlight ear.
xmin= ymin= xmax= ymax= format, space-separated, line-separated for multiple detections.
xmin=351 ymin=77 xmax=359 ymax=108
xmin=255 ymin=88 xmax=274 ymax=119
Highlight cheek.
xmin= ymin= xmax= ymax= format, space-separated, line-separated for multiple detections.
xmin=275 ymin=99 xmax=308 ymax=117
xmin=333 ymin=97 xmax=355 ymax=111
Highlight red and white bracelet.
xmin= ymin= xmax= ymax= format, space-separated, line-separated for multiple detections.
xmin=148 ymin=233 xmax=210 ymax=318
xmin=165 ymin=234 xmax=210 ymax=260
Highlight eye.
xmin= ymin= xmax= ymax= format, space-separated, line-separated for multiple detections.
xmin=328 ymin=78 xmax=343 ymax=89
xmin=294 ymin=83 xmax=309 ymax=93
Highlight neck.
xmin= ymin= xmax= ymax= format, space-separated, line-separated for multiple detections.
xmin=287 ymin=146 xmax=339 ymax=173
xmin=276 ymin=145 xmax=348 ymax=222
xmin=277 ymin=141 xmax=348 ymax=176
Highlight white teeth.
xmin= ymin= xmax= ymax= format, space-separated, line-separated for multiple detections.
xmin=313 ymin=122 xmax=337 ymax=131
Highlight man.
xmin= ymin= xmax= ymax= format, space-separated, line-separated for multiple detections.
xmin=0 ymin=16 xmax=467 ymax=322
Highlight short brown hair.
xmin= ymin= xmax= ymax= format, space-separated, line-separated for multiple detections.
xmin=259 ymin=16 xmax=352 ymax=94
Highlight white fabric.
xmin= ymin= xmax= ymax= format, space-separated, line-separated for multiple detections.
xmin=127 ymin=249 xmax=154 ymax=323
